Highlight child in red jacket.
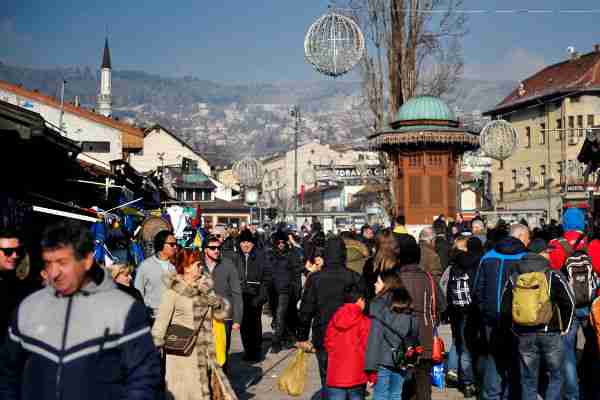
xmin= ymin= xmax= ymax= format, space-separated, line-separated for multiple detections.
xmin=324 ymin=284 xmax=375 ymax=400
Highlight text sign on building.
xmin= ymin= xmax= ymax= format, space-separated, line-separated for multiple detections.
xmin=333 ymin=166 xmax=387 ymax=180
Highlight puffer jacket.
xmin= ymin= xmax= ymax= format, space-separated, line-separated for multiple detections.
xmin=500 ymin=253 xmax=575 ymax=335
xmin=324 ymin=303 xmax=373 ymax=387
xmin=298 ymin=237 xmax=361 ymax=349
xmin=472 ymin=237 xmax=528 ymax=327
xmin=0 ymin=266 xmax=160 ymax=400
xmin=365 ymin=294 xmax=419 ymax=371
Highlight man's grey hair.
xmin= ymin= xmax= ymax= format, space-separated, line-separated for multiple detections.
xmin=510 ymin=224 xmax=530 ymax=240
xmin=472 ymin=220 xmax=485 ymax=233
xmin=419 ymin=227 xmax=435 ymax=243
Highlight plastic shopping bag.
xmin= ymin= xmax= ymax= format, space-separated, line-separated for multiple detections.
xmin=212 ymin=319 xmax=227 ymax=367
xmin=431 ymin=363 xmax=446 ymax=390
xmin=277 ymin=349 xmax=307 ymax=396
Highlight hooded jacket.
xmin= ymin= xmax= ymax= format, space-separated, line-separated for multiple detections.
xmin=324 ymin=303 xmax=373 ymax=387
xmin=298 ymin=237 xmax=361 ymax=348
xmin=500 ymin=253 xmax=575 ymax=335
xmin=365 ymin=294 xmax=419 ymax=372
xmin=0 ymin=265 xmax=160 ymax=400
xmin=472 ymin=236 xmax=528 ymax=326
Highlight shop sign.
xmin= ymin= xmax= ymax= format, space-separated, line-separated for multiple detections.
xmin=566 ymin=184 xmax=595 ymax=192
xmin=334 ymin=166 xmax=387 ymax=179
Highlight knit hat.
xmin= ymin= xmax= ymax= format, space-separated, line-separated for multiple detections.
xmin=562 ymin=208 xmax=586 ymax=232
xmin=238 ymin=229 xmax=255 ymax=244
xmin=273 ymin=230 xmax=288 ymax=243
xmin=528 ymin=238 xmax=550 ymax=254
xmin=395 ymin=233 xmax=421 ymax=266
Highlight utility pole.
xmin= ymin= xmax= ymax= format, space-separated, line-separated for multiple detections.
xmin=59 ymin=80 xmax=66 ymax=134
xmin=291 ymin=106 xmax=300 ymax=223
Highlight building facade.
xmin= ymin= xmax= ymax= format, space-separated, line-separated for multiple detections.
xmin=484 ymin=47 xmax=600 ymax=220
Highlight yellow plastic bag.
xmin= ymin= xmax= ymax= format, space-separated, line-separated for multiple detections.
xmin=212 ymin=319 xmax=227 ymax=367
xmin=277 ymin=349 xmax=307 ymax=396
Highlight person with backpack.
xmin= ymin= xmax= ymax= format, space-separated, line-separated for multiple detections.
xmin=547 ymin=208 xmax=600 ymax=400
xmin=324 ymin=284 xmax=373 ymax=400
xmin=365 ymin=271 xmax=420 ymax=400
xmin=446 ymin=237 xmax=484 ymax=398
xmin=297 ymin=236 xmax=362 ymax=399
xmin=472 ymin=223 xmax=530 ymax=400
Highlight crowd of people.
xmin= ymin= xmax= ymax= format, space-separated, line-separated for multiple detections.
xmin=1 ymin=208 xmax=600 ymax=400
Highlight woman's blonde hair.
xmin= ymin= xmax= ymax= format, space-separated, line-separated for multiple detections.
xmin=373 ymin=229 xmax=397 ymax=273
xmin=108 ymin=263 xmax=132 ymax=280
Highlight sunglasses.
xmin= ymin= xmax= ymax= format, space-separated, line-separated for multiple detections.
xmin=165 ymin=242 xmax=178 ymax=247
xmin=206 ymin=245 xmax=221 ymax=251
xmin=0 ymin=247 xmax=24 ymax=257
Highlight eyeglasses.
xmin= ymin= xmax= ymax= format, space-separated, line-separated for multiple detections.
xmin=165 ymin=242 xmax=178 ymax=247
xmin=206 ymin=246 xmax=221 ymax=251
xmin=0 ymin=247 xmax=24 ymax=257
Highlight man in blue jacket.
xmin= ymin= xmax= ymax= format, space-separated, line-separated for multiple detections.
xmin=0 ymin=221 xmax=161 ymax=400
xmin=472 ymin=223 xmax=530 ymax=400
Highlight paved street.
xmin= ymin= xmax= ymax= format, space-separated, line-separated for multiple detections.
xmin=228 ymin=314 xmax=464 ymax=400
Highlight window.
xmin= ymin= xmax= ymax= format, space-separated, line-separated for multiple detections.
xmin=557 ymin=161 xmax=565 ymax=186
xmin=81 ymin=141 xmax=110 ymax=153
xmin=526 ymin=167 xmax=532 ymax=186
xmin=568 ymin=116 xmax=575 ymax=139
xmin=541 ymin=165 xmax=546 ymax=185
xmin=430 ymin=176 xmax=442 ymax=206
xmin=588 ymin=115 xmax=595 ymax=127
xmin=577 ymin=115 xmax=584 ymax=136
xmin=525 ymin=127 xmax=531 ymax=147
xmin=185 ymin=190 xmax=193 ymax=201
xmin=556 ymin=119 xmax=563 ymax=141
xmin=540 ymin=123 xmax=546 ymax=145
xmin=498 ymin=182 xmax=504 ymax=202
xmin=499 ymin=159 xmax=504 ymax=170
xmin=409 ymin=176 xmax=422 ymax=204
xmin=512 ymin=169 xmax=517 ymax=189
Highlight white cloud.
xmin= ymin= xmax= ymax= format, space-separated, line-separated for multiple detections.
xmin=464 ymin=48 xmax=547 ymax=81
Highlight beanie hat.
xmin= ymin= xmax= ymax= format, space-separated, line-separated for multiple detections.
xmin=562 ymin=208 xmax=586 ymax=232
xmin=273 ymin=230 xmax=288 ymax=243
xmin=238 ymin=229 xmax=255 ymax=244
xmin=395 ymin=233 xmax=421 ymax=266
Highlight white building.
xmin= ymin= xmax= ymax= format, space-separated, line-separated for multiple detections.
xmin=129 ymin=124 xmax=211 ymax=176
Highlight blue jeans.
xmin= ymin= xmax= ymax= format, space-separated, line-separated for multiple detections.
xmin=517 ymin=332 xmax=563 ymax=400
xmin=374 ymin=366 xmax=406 ymax=400
xmin=479 ymin=325 xmax=514 ymax=400
xmin=447 ymin=343 xmax=458 ymax=372
xmin=451 ymin=314 xmax=474 ymax=385
xmin=327 ymin=385 xmax=366 ymax=400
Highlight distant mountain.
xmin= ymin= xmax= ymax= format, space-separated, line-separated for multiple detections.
xmin=0 ymin=62 xmax=515 ymax=163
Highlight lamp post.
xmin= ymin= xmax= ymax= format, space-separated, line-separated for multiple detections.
xmin=290 ymin=106 xmax=301 ymax=222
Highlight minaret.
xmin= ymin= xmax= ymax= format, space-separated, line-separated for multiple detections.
xmin=97 ymin=37 xmax=112 ymax=117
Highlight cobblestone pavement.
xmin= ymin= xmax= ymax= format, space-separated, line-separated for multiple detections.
xmin=227 ymin=314 xmax=465 ymax=400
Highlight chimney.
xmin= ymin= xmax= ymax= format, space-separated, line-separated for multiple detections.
xmin=74 ymin=95 xmax=80 ymax=107
xmin=594 ymin=44 xmax=600 ymax=53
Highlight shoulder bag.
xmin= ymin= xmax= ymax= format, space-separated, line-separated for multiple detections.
xmin=164 ymin=308 xmax=210 ymax=356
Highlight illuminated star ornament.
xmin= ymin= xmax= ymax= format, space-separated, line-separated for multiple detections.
xmin=304 ymin=7 xmax=365 ymax=78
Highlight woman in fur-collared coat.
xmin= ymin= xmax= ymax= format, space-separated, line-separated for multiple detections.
xmin=152 ymin=249 xmax=236 ymax=400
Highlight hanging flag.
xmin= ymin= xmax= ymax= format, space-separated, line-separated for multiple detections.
xmin=300 ymin=184 xmax=305 ymax=203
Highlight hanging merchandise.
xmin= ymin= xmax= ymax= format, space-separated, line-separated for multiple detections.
xmin=193 ymin=229 xmax=204 ymax=250
xmin=167 ymin=205 xmax=187 ymax=239
xmin=91 ymin=222 xmax=107 ymax=264
xmin=130 ymin=240 xmax=145 ymax=266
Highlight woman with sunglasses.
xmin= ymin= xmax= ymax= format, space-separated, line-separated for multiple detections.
xmin=152 ymin=248 xmax=233 ymax=400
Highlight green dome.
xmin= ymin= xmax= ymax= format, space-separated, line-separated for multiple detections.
xmin=396 ymin=96 xmax=456 ymax=122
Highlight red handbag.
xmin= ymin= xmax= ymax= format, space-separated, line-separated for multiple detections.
xmin=427 ymin=272 xmax=446 ymax=364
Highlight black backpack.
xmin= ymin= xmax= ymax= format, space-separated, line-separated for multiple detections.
xmin=559 ymin=234 xmax=598 ymax=308
xmin=447 ymin=266 xmax=472 ymax=309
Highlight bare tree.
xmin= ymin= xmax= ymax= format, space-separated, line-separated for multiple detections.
xmin=350 ymin=0 xmax=467 ymax=130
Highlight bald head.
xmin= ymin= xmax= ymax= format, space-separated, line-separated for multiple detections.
xmin=472 ymin=220 xmax=485 ymax=235
xmin=510 ymin=224 xmax=530 ymax=247
xmin=419 ymin=227 xmax=435 ymax=243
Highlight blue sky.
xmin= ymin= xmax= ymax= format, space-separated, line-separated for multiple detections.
xmin=3 ymin=0 xmax=600 ymax=82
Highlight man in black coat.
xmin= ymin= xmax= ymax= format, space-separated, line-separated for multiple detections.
xmin=297 ymin=236 xmax=361 ymax=398
xmin=233 ymin=229 xmax=271 ymax=362
xmin=267 ymin=230 xmax=303 ymax=353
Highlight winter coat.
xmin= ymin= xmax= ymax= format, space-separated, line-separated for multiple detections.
xmin=298 ymin=238 xmax=361 ymax=349
xmin=500 ymin=253 xmax=575 ymax=335
xmin=365 ymin=294 xmax=420 ymax=371
xmin=396 ymin=263 xmax=445 ymax=359
xmin=324 ymin=303 xmax=372 ymax=387
xmin=420 ymin=242 xmax=443 ymax=285
xmin=0 ymin=265 xmax=161 ymax=400
xmin=151 ymin=273 xmax=235 ymax=400
xmin=209 ymin=257 xmax=244 ymax=325
xmin=232 ymin=248 xmax=270 ymax=306
xmin=360 ymin=257 xmax=378 ymax=301
xmin=548 ymin=230 xmax=600 ymax=274
xmin=472 ymin=237 xmax=528 ymax=327
xmin=0 ymin=269 xmax=37 ymax=344
xmin=435 ymin=235 xmax=451 ymax=270
xmin=268 ymin=248 xmax=303 ymax=295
